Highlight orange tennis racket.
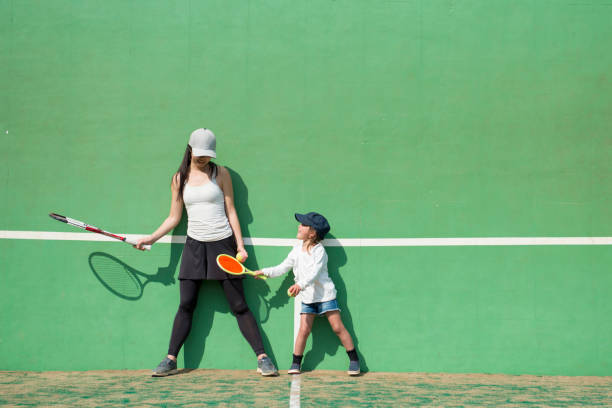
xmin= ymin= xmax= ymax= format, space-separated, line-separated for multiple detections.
xmin=216 ymin=254 xmax=267 ymax=280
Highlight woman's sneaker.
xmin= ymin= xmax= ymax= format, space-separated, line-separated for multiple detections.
xmin=348 ymin=360 xmax=360 ymax=376
xmin=152 ymin=357 xmax=178 ymax=377
xmin=288 ymin=362 xmax=301 ymax=374
xmin=257 ymin=356 xmax=278 ymax=376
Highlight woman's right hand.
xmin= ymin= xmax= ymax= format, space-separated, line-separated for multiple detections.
xmin=135 ymin=235 xmax=155 ymax=251
xmin=252 ymin=270 xmax=266 ymax=279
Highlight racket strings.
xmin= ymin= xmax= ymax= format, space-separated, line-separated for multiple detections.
xmin=89 ymin=255 xmax=142 ymax=299
xmin=218 ymin=255 xmax=244 ymax=274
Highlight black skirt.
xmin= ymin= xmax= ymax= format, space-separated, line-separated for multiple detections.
xmin=178 ymin=235 xmax=243 ymax=280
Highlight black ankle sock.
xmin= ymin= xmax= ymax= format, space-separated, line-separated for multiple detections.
xmin=346 ymin=349 xmax=359 ymax=362
xmin=293 ymin=354 xmax=303 ymax=365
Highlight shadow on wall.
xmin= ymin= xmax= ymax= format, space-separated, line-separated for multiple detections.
xmin=85 ymin=167 xmax=364 ymax=372
xmin=228 ymin=166 xmax=297 ymax=322
xmin=87 ymin=208 xmax=187 ymax=301
xmin=88 ymin=251 xmax=175 ymax=301
xmin=302 ymin=237 xmax=368 ymax=373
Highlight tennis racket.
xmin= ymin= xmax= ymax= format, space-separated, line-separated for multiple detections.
xmin=216 ymin=254 xmax=267 ymax=280
xmin=49 ymin=212 xmax=151 ymax=250
xmin=88 ymin=252 xmax=174 ymax=300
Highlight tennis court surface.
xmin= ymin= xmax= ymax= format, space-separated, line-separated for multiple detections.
xmin=1 ymin=369 xmax=610 ymax=407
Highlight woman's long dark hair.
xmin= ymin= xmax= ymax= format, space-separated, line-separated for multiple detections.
xmin=175 ymin=145 xmax=217 ymax=200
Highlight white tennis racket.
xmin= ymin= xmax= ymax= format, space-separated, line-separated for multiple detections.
xmin=49 ymin=212 xmax=151 ymax=250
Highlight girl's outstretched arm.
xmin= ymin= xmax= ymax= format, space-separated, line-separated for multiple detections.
xmin=260 ymin=249 xmax=297 ymax=278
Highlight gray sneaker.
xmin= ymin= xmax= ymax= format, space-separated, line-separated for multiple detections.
xmin=257 ymin=356 xmax=278 ymax=376
xmin=152 ymin=357 xmax=178 ymax=377
xmin=348 ymin=360 xmax=360 ymax=376
xmin=288 ymin=362 xmax=301 ymax=374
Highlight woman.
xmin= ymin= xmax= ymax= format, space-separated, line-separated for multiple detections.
xmin=136 ymin=128 xmax=277 ymax=377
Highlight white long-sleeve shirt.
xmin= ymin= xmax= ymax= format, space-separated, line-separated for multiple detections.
xmin=261 ymin=241 xmax=337 ymax=303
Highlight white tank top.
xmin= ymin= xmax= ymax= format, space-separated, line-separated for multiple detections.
xmin=183 ymin=174 xmax=233 ymax=242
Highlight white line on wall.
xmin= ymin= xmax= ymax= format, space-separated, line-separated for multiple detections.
xmin=1 ymin=230 xmax=611 ymax=246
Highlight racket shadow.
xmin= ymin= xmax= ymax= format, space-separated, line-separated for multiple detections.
xmin=88 ymin=252 xmax=175 ymax=301
xmin=249 ymin=273 xmax=294 ymax=324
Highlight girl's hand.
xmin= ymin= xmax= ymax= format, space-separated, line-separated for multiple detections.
xmin=135 ymin=235 xmax=154 ymax=251
xmin=252 ymin=270 xmax=265 ymax=279
xmin=236 ymin=248 xmax=248 ymax=262
xmin=288 ymin=284 xmax=302 ymax=297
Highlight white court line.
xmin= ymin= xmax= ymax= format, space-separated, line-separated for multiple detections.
xmin=1 ymin=230 xmax=612 ymax=246
xmin=290 ymin=294 xmax=302 ymax=407
xmin=289 ymin=374 xmax=301 ymax=408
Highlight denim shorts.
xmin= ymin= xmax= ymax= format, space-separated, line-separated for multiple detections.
xmin=301 ymin=299 xmax=340 ymax=315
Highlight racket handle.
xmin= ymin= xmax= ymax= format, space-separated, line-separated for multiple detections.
xmin=247 ymin=270 xmax=267 ymax=280
xmin=125 ymin=237 xmax=151 ymax=251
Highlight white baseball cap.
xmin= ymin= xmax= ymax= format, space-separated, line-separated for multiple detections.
xmin=188 ymin=128 xmax=217 ymax=158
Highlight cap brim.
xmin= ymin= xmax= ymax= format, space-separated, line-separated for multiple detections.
xmin=295 ymin=213 xmax=309 ymax=225
xmin=191 ymin=148 xmax=216 ymax=158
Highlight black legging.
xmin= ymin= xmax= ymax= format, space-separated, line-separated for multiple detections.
xmin=167 ymin=279 xmax=265 ymax=357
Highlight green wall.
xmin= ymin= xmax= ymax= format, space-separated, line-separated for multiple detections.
xmin=1 ymin=0 xmax=610 ymax=375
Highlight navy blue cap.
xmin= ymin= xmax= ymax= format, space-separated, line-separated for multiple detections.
xmin=295 ymin=212 xmax=330 ymax=240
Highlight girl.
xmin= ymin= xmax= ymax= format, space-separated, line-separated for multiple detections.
xmin=135 ymin=128 xmax=277 ymax=377
xmin=253 ymin=212 xmax=360 ymax=376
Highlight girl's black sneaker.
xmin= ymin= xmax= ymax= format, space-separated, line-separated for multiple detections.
xmin=288 ymin=362 xmax=301 ymax=374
